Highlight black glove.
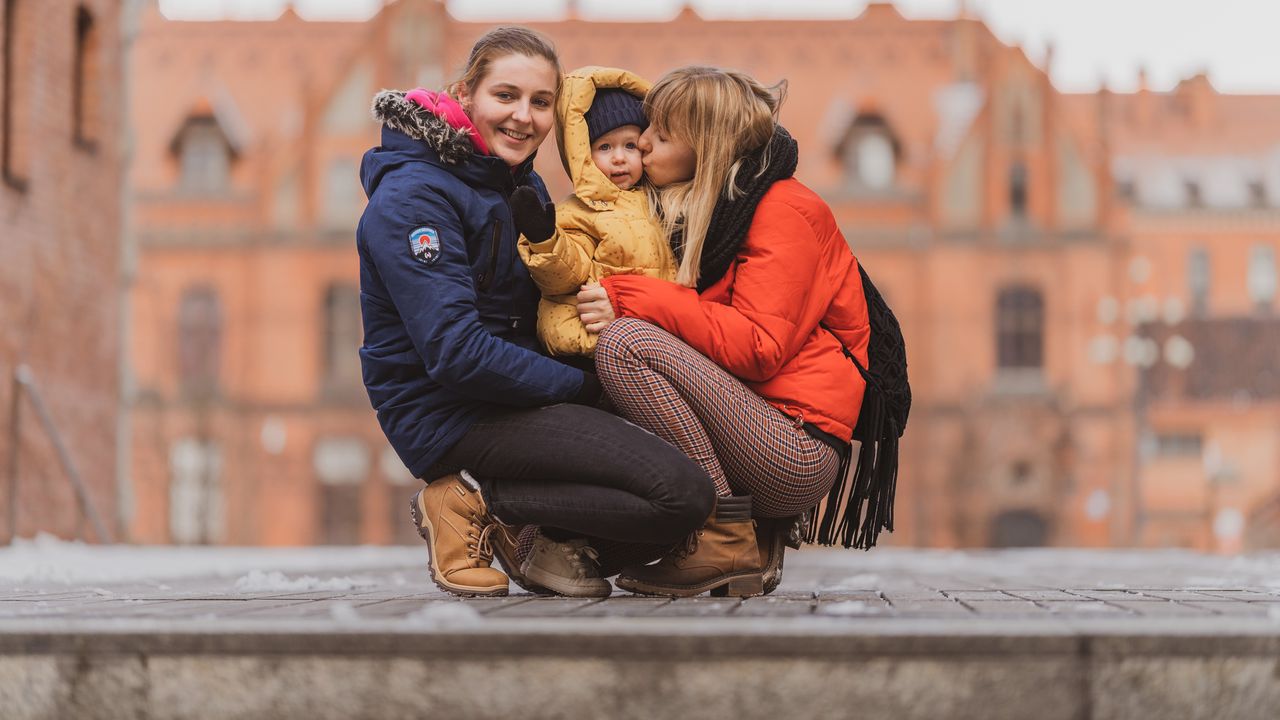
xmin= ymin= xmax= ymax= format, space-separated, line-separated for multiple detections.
xmin=568 ymin=371 xmax=603 ymax=407
xmin=509 ymin=186 xmax=556 ymax=243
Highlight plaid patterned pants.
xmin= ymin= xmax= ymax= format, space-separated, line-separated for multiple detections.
xmin=594 ymin=317 xmax=840 ymax=517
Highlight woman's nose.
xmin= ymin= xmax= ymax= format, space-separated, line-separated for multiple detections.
xmin=511 ymin=101 xmax=532 ymax=124
xmin=637 ymin=129 xmax=653 ymax=154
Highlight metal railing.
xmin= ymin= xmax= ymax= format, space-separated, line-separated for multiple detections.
xmin=4 ymin=364 xmax=113 ymax=545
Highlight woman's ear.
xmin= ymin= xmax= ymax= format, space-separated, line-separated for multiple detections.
xmin=452 ymin=83 xmax=472 ymax=113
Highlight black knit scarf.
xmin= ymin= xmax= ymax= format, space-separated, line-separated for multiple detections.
xmin=670 ymin=126 xmax=799 ymax=292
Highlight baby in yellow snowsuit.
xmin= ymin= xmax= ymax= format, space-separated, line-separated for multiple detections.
xmin=511 ymin=67 xmax=676 ymax=357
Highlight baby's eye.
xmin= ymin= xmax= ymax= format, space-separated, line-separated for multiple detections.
xmin=626 ymin=142 xmax=638 ymax=150
xmin=597 ymin=144 xmax=610 ymax=152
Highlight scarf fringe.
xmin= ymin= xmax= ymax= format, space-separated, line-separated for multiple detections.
xmin=804 ymin=379 xmax=899 ymax=550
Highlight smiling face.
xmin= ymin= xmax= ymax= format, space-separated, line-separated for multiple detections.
xmin=456 ymin=53 xmax=558 ymax=168
xmin=590 ymin=125 xmax=644 ymax=190
xmin=637 ymin=124 xmax=697 ymax=187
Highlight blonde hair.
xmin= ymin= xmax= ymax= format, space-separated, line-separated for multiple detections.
xmin=446 ymin=26 xmax=563 ymax=101
xmin=643 ymin=67 xmax=785 ymax=287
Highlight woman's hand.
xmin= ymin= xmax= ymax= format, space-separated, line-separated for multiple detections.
xmin=576 ymin=283 xmax=616 ymax=334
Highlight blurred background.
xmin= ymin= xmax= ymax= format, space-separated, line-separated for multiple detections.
xmin=3 ymin=0 xmax=1279 ymax=551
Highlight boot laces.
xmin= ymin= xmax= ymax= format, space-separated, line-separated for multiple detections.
xmin=556 ymin=542 xmax=601 ymax=578
xmin=466 ymin=515 xmax=496 ymax=565
xmin=673 ymin=530 xmax=702 ymax=560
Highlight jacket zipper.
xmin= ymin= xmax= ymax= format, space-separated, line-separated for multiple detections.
xmin=477 ymin=219 xmax=503 ymax=291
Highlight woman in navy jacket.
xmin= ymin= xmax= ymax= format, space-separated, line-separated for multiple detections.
xmin=357 ymin=28 xmax=713 ymax=598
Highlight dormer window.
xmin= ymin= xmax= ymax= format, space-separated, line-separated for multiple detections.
xmin=177 ymin=117 xmax=230 ymax=192
xmin=837 ymin=112 xmax=900 ymax=192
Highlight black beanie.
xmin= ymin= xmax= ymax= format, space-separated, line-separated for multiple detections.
xmin=585 ymin=89 xmax=648 ymax=143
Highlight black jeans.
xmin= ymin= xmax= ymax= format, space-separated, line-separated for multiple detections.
xmin=433 ymin=403 xmax=715 ymax=545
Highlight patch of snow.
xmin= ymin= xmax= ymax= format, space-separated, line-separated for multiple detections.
xmin=403 ymin=602 xmax=482 ymax=628
xmin=328 ymin=602 xmax=361 ymax=623
xmin=1269 ymin=605 xmax=1280 ymax=623
xmin=231 ymin=570 xmax=375 ymax=593
xmin=818 ymin=600 xmax=876 ymax=616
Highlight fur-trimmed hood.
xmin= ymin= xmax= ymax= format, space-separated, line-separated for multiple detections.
xmin=370 ymin=89 xmax=477 ymax=165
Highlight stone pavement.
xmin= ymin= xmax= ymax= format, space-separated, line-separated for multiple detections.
xmin=3 ymin=547 xmax=1280 ymax=719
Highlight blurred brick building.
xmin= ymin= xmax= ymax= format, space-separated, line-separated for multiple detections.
xmin=124 ymin=0 xmax=1280 ymax=549
xmin=2 ymin=0 xmax=129 ymax=541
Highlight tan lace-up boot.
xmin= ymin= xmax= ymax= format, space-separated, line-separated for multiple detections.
xmin=616 ymin=495 xmax=763 ymax=598
xmin=410 ymin=474 xmax=508 ymax=597
xmin=520 ymin=530 xmax=612 ymax=598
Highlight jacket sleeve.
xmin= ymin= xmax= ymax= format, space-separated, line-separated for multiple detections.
xmin=363 ymin=184 xmax=585 ymax=405
xmin=600 ymin=202 xmax=819 ymax=383
xmin=517 ymin=225 xmax=599 ymax=296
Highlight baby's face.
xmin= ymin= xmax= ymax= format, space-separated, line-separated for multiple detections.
xmin=590 ymin=125 xmax=644 ymax=190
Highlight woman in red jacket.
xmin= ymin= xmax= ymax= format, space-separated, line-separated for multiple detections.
xmin=576 ymin=66 xmax=872 ymax=597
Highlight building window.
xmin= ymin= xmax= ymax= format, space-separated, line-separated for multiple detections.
xmin=1247 ymin=244 xmax=1277 ymax=311
xmin=72 ymin=5 xmax=99 ymax=148
xmin=1188 ymin=247 xmax=1210 ymax=316
xmin=1155 ymin=433 xmax=1203 ymax=458
xmin=2 ymin=0 xmax=29 ymax=186
xmin=323 ymin=157 xmax=361 ymax=228
xmin=990 ymin=509 xmax=1047 ymax=547
xmin=169 ymin=438 xmax=224 ymax=545
xmin=178 ymin=286 xmax=222 ymax=398
xmin=381 ymin=445 xmax=420 ymax=545
xmin=323 ymin=283 xmax=362 ymax=395
xmin=837 ymin=113 xmax=899 ymax=191
xmin=177 ymin=118 xmax=231 ymax=193
xmin=1009 ymin=161 xmax=1028 ymax=219
xmin=996 ymin=286 xmax=1044 ymax=369
xmin=313 ymin=437 xmax=369 ymax=545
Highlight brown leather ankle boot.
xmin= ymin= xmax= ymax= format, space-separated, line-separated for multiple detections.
xmin=756 ymin=514 xmax=806 ymax=596
xmin=616 ymin=495 xmax=763 ymax=598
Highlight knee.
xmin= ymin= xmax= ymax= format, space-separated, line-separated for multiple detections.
xmin=595 ymin=317 xmax=656 ymax=377
xmin=648 ymin=462 xmax=717 ymax=543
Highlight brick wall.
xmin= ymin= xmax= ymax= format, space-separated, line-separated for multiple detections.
xmin=1 ymin=0 xmax=125 ymax=541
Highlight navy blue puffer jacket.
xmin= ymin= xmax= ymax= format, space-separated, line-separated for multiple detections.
xmin=357 ymin=90 xmax=585 ymax=478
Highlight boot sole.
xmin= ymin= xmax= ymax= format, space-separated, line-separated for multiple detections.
xmin=616 ymin=570 xmax=764 ymax=598
xmin=409 ymin=493 xmax=508 ymax=598
xmin=522 ymin=563 xmax=612 ymax=599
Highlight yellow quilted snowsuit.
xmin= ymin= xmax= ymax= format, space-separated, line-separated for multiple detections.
xmin=517 ymin=66 xmax=677 ymax=357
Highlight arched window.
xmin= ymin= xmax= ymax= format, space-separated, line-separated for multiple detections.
xmin=178 ymin=285 xmax=222 ymax=397
xmin=837 ymin=113 xmax=899 ymax=191
xmin=996 ymin=286 xmax=1044 ymax=369
xmin=73 ymin=5 xmax=100 ymax=147
xmin=177 ymin=117 xmax=231 ymax=192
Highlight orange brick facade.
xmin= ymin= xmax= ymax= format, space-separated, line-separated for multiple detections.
xmin=1 ymin=0 xmax=127 ymax=541
xmin=123 ymin=1 xmax=1280 ymax=550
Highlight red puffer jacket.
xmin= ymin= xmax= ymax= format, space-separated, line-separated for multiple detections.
xmin=600 ymin=178 xmax=870 ymax=440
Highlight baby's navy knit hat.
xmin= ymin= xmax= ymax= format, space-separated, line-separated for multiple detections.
xmin=585 ymin=89 xmax=648 ymax=143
